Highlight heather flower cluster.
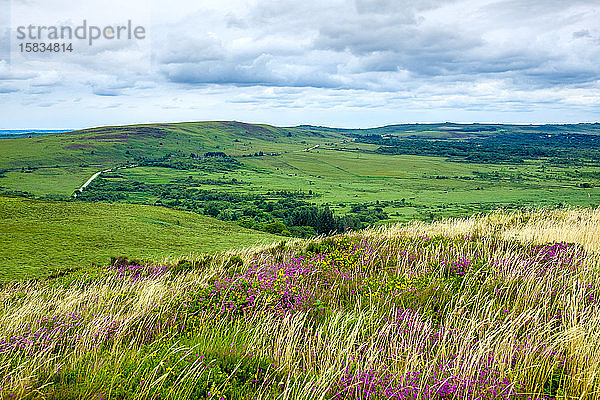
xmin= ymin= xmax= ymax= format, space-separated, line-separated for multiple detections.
xmin=187 ymin=255 xmax=323 ymax=316
xmin=333 ymin=365 xmax=519 ymax=400
xmin=107 ymin=263 xmax=169 ymax=281
xmin=1 ymin=218 xmax=598 ymax=400
xmin=441 ymin=256 xmax=472 ymax=278
xmin=185 ymin=237 xmax=381 ymax=318
xmin=493 ymin=242 xmax=584 ymax=277
xmin=0 ymin=312 xmax=87 ymax=355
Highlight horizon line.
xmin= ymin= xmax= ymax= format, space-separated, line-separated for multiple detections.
xmin=3 ymin=119 xmax=600 ymax=132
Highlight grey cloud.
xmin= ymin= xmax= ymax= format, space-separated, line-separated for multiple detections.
xmin=162 ymin=56 xmax=344 ymax=89
xmin=153 ymin=0 xmax=600 ymax=93
xmin=520 ymin=69 xmax=600 ymax=87
xmin=3 ymin=0 xmax=599 ymax=125
xmin=93 ymin=88 xmax=120 ymax=96
xmin=0 ymin=67 xmax=36 ymax=81
xmin=89 ymin=77 xmax=138 ymax=96
xmin=0 ymin=28 xmax=9 ymax=63
xmin=573 ymin=29 xmax=591 ymax=38
xmin=158 ymin=33 xmax=225 ymax=64
xmin=0 ymin=85 xmax=19 ymax=93
xmin=483 ymin=0 xmax=600 ymax=18
xmin=353 ymin=0 xmax=448 ymax=14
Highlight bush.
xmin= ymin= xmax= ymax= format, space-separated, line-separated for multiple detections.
xmin=225 ymin=255 xmax=244 ymax=270
xmin=173 ymin=259 xmax=194 ymax=274
xmin=289 ymin=225 xmax=317 ymax=238
xmin=262 ymin=221 xmax=289 ymax=235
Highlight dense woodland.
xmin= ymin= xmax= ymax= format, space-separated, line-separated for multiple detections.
xmin=355 ymin=132 xmax=600 ymax=165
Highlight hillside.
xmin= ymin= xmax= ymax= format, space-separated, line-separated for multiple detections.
xmin=1 ymin=121 xmax=599 ymax=233
xmin=0 ymin=121 xmax=338 ymax=171
xmin=0 ymin=208 xmax=598 ymax=399
xmin=296 ymin=122 xmax=600 ymax=138
xmin=0 ymin=196 xmax=279 ymax=280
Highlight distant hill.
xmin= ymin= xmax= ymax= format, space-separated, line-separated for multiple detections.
xmin=293 ymin=122 xmax=600 ymax=138
xmin=0 ymin=129 xmax=73 ymax=137
xmin=0 ymin=121 xmax=342 ymax=170
xmin=3 ymin=121 xmax=600 ymax=171
xmin=1 ymin=120 xmax=599 ymax=230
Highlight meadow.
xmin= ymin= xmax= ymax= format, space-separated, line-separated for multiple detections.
xmin=2 ymin=121 xmax=599 ymax=282
xmin=98 ymin=148 xmax=600 ymax=221
xmin=0 ymin=208 xmax=599 ymax=399
xmin=1 ymin=122 xmax=598 ymax=227
xmin=0 ymin=196 xmax=278 ymax=281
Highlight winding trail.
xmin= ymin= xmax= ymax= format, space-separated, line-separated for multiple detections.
xmin=73 ymin=164 xmax=137 ymax=197
xmin=293 ymin=144 xmax=320 ymax=153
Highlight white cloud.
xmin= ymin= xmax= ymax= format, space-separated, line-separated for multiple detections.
xmin=0 ymin=0 xmax=599 ymax=128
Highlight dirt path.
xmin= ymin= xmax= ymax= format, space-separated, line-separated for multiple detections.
xmin=294 ymin=144 xmax=320 ymax=153
xmin=73 ymin=164 xmax=137 ymax=197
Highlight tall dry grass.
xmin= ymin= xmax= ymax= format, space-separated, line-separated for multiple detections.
xmin=0 ymin=208 xmax=599 ymax=399
xmin=375 ymin=207 xmax=600 ymax=253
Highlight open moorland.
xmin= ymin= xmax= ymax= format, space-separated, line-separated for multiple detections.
xmin=1 ymin=122 xmax=599 ymax=276
xmin=2 ymin=124 xmax=599 ymax=222
xmin=0 ymin=208 xmax=599 ymax=399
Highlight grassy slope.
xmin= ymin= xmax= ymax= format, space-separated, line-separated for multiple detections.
xmin=1 ymin=208 xmax=599 ymax=399
xmin=1 ymin=120 xmax=599 ymax=218
xmin=0 ymin=121 xmax=338 ymax=196
xmin=0 ymin=121 xmax=337 ymax=171
xmin=0 ymin=196 xmax=279 ymax=280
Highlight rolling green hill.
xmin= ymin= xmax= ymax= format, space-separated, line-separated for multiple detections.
xmin=0 ymin=121 xmax=339 ymax=171
xmin=1 ymin=120 xmax=600 ymax=246
xmin=0 ymin=121 xmax=340 ymax=197
xmin=0 ymin=196 xmax=279 ymax=280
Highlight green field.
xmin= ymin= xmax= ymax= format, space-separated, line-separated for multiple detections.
xmin=0 ymin=196 xmax=278 ymax=280
xmin=0 ymin=165 xmax=104 ymax=197
xmin=90 ymin=148 xmax=600 ymax=222
xmin=1 ymin=121 xmax=600 ymax=278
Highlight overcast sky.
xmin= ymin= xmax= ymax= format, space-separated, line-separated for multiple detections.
xmin=0 ymin=0 xmax=599 ymax=129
